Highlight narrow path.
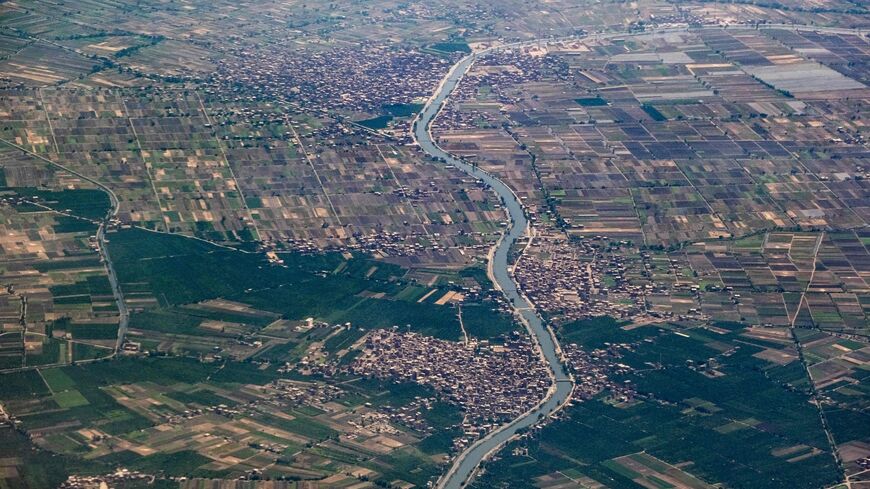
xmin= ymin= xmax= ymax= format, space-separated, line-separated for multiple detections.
xmin=286 ymin=117 xmax=342 ymax=225
xmin=787 ymin=232 xmax=845 ymax=479
xmin=196 ymin=92 xmax=263 ymax=240
xmin=375 ymin=144 xmax=431 ymax=236
xmin=456 ymin=304 xmax=469 ymax=346
xmin=121 ymin=99 xmax=170 ymax=232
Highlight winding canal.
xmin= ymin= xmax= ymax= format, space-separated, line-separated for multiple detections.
xmin=411 ymin=23 xmax=865 ymax=486
xmin=413 ymin=50 xmax=574 ymax=489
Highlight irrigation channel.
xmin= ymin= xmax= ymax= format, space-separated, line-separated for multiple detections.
xmin=412 ymin=47 xmax=574 ymax=489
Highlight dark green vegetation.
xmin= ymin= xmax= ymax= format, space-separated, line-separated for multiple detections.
xmin=0 ymin=428 xmax=74 ymax=489
xmin=69 ymin=324 xmax=118 ymax=340
xmin=641 ymin=103 xmax=667 ymax=121
xmin=356 ymin=115 xmax=393 ymax=129
xmin=4 ymin=187 xmax=111 ymax=221
xmin=355 ymin=103 xmax=424 ymax=130
xmin=0 ymin=370 xmax=51 ymax=399
xmin=430 ymin=41 xmax=471 ymax=54
xmin=110 ymin=228 xmax=513 ymax=341
xmin=128 ymin=306 xmax=272 ymax=335
xmin=575 ymin=96 xmax=608 ymax=107
xmin=471 ymin=318 xmax=842 ymax=489
xmin=826 ymin=407 xmax=870 ymax=448
xmin=383 ymin=102 xmax=424 ymax=118
xmin=460 ymin=304 xmax=515 ymax=339
xmin=417 ymin=401 xmax=463 ymax=455
xmin=0 ymin=358 xmax=461 ymax=485
xmin=96 ymin=450 xmax=214 ymax=477
xmin=164 ymin=388 xmax=238 ymax=408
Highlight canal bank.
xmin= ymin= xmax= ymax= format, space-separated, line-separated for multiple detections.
xmin=412 ymin=50 xmax=574 ymax=489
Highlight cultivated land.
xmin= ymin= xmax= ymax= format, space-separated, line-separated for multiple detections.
xmin=0 ymin=0 xmax=868 ymax=488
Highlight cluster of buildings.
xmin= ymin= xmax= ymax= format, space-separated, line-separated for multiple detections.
xmin=563 ymin=342 xmax=635 ymax=403
xmin=347 ymin=330 xmax=551 ymax=432
xmin=515 ymin=237 xmax=651 ymax=323
xmin=210 ymin=44 xmax=453 ymax=125
xmin=272 ymin=229 xmax=498 ymax=270
xmin=349 ymin=410 xmax=405 ymax=437
xmin=335 ymin=324 xmax=642 ymax=453
xmin=60 ymin=470 xmax=152 ymax=489
xmin=267 ymin=379 xmax=345 ymax=407
xmin=433 ymin=49 xmax=571 ymax=132
xmin=371 ymin=396 xmax=441 ymax=435
xmin=278 ymin=231 xmax=434 ymax=255
xmin=164 ymin=403 xmax=241 ymax=425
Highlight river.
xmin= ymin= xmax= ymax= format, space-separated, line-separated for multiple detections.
xmin=412 ymin=52 xmax=574 ymax=489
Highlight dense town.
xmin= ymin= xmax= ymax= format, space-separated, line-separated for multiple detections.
xmin=348 ymin=330 xmax=551 ymax=429
xmin=515 ymin=235 xmax=652 ymax=323
xmin=211 ymin=44 xmax=456 ymax=133
xmin=345 ymin=327 xmax=635 ymax=449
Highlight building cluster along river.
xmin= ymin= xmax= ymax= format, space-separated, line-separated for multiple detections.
xmin=412 ymin=49 xmax=574 ymax=489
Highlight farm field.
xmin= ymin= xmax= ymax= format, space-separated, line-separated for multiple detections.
xmin=470 ymin=317 xmax=853 ymax=489
xmin=0 ymin=357 xmax=462 ymax=488
xmin=0 ymin=0 xmax=868 ymax=488
xmin=435 ymin=27 xmax=870 ymax=246
xmin=0 ymin=162 xmax=117 ymax=371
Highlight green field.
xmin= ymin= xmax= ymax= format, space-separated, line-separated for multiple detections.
xmin=53 ymin=389 xmax=89 ymax=408
xmin=111 ymin=228 xmax=514 ymax=342
xmin=356 ymin=115 xmax=392 ymax=129
xmin=7 ymin=187 xmax=111 ymax=220
xmin=430 ymin=41 xmax=471 ymax=53
xmin=575 ymin=97 xmax=608 ymax=106
xmin=41 ymin=369 xmax=77 ymax=392
xmin=383 ymin=102 xmax=424 ymax=117
xmin=471 ymin=317 xmax=842 ymax=489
